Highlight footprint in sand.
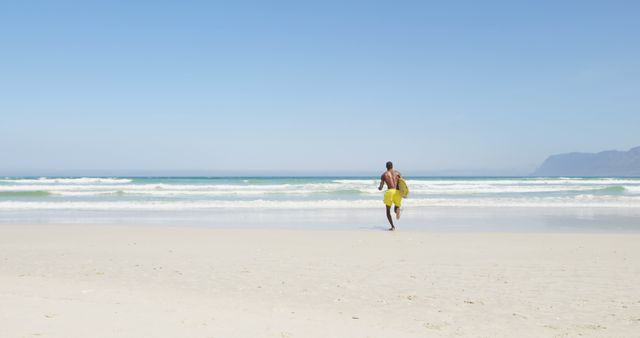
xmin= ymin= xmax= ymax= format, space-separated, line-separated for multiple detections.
xmin=512 ymin=312 xmax=527 ymax=319
xmin=423 ymin=322 xmax=448 ymax=330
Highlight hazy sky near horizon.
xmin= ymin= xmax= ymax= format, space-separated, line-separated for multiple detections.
xmin=1 ymin=1 xmax=639 ymax=175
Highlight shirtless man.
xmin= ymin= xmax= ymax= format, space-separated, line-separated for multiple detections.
xmin=378 ymin=161 xmax=402 ymax=231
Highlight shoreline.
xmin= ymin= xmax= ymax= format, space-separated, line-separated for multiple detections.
xmin=1 ymin=224 xmax=639 ymax=337
xmin=3 ymin=204 xmax=640 ymax=233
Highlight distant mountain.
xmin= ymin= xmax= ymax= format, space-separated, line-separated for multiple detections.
xmin=533 ymin=146 xmax=640 ymax=176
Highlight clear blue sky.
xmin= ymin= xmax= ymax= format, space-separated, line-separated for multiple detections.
xmin=1 ymin=0 xmax=639 ymax=175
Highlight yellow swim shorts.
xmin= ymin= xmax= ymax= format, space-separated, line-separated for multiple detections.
xmin=383 ymin=189 xmax=402 ymax=207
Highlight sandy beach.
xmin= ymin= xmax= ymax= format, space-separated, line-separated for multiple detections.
xmin=1 ymin=225 xmax=639 ymax=337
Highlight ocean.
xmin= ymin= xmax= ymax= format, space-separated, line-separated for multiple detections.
xmin=2 ymin=176 xmax=640 ymax=230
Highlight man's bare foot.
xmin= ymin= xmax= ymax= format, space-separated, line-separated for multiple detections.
xmin=395 ymin=208 xmax=401 ymax=220
xmin=388 ymin=227 xmax=395 ymax=231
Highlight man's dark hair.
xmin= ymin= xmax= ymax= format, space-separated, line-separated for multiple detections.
xmin=386 ymin=161 xmax=393 ymax=170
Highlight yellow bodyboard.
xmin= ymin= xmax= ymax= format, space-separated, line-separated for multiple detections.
xmin=398 ymin=178 xmax=409 ymax=198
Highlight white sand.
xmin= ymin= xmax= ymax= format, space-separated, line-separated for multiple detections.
xmin=1 ymin=225 xmax=639 ymax=337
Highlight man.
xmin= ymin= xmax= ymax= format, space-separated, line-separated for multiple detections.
xmin=378 ymin=161 xmax=402 ymax=231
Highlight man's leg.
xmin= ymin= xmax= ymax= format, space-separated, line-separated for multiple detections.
xmin=386 ymin=206 xmax=395 ymax=231
xmin=393 ymin=191 xmax=402 ymax=220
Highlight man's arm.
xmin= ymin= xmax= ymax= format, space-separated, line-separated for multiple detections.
xmin=394 ymin=171 xmax=403 ymax=188
xmin=378 ymin=175 xmax=385 ymax=191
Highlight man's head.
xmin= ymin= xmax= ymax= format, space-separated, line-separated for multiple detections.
xmin=386 ymin=161 xmax=393 ymax=170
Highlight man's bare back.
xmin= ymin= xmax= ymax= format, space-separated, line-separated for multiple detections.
xmin=380 ymin=170 xmax=401 ymax=190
